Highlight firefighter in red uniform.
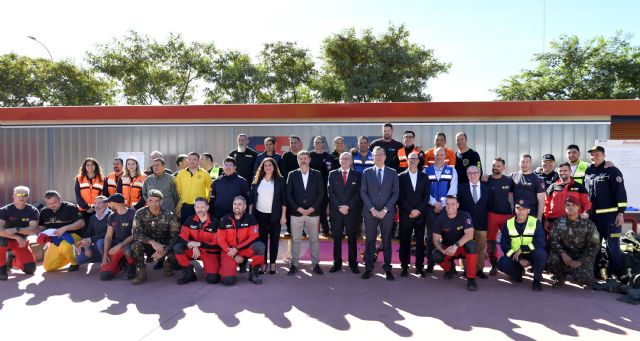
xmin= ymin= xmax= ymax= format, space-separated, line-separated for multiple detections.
xmin=543 ymin=162 xmax=591 ymax=235
xmin=217 ymin=196 xmax=265 ymax=285
xmin=173 ymin=197 xmax=221 ymax=285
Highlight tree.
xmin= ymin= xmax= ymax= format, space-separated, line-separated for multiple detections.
xmin=494 ymin=32 xmax=640 ymax=100
xmin=0 ymin=53 xmax=113 ymax=107
xmin=317 ymin=24 xmax=450 ymax=102
xmin=204 ymin=50 xmax=264 ymax=104
xmin=258 ymin=41 xmax=316 ymax=103
xmin=87 ymin=31 xmax=216 ymax=105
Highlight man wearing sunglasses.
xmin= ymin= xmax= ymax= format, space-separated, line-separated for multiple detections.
xmin=0 ymin=186 xmax=40 ymax=280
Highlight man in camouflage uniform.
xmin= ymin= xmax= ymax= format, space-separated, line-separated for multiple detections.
xmin=131 ymin=189 xmax=180 ymax=285
xmin=548 ymin=196 xmax=600 ymax=288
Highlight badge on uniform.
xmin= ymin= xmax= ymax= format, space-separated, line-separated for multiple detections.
xmin=444 ymin=168 xmax=451 ymax=174
xmin=616 ymin=176 xmax=623 ymax=183
xmin=463 ymin=159 xmax=469 ymax=166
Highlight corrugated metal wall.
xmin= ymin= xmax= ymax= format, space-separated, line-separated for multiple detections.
xmin=0 ymin=122 xmax=609 ymax=205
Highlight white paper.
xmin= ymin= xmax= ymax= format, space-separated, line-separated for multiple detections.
xmin=41 ymin=228 xmax=57 ymax=237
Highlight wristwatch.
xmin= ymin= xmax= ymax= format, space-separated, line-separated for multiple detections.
xmin=383 ymin=207 xmax=389 ymax=213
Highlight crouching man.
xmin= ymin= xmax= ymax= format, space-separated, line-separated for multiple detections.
xmin=217 ymin=196 xmax=265 ymax=285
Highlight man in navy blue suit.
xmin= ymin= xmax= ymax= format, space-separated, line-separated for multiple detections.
xmin=360 ymin=146 xmax=400 ymax=280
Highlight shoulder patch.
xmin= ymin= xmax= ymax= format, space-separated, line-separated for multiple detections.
xmin=616 ymin=176 xmax=622 ymax=183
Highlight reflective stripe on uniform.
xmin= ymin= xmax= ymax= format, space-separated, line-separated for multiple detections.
xmin=595 ymin=207 xmax=618 ymax=214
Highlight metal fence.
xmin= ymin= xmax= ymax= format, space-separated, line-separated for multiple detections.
xmin=0 ymin=121 xmax=609 ymax=205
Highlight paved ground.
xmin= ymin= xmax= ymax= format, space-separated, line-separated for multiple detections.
xmin=1 ymin=240 xmax=638 ymax=341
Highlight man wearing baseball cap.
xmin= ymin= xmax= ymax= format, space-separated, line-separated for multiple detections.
xmin=584 ymin=145 xmax=628 ymax=279
xmin=547 ymin=196 xmax=600 ymax=288
xmin=534 ymin=154 xmax=558 ymax=189
xmin=100 ymin=193 xmax=136 ymax=280
xmin=498 ymin=199 xmax=547 ymax=291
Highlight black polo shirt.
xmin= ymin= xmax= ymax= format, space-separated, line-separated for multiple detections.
xmin=433 ymin=210 xmax=473 ymax=247
xmin=39 ymin=201 xmax=82 ymax=230
xmin=0 ymin=203 xmax=39 ymax=229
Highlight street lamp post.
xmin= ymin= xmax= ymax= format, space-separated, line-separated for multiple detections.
xmin=27 ymin=36 xmax=54 ymax=62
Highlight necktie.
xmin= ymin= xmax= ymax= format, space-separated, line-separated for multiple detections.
xmin=377 ymin=168 xmax=382 ymax=185
xmin=343 ymin=170 xmax=348 ymax=185
xmin=472 ymin=184 xmax=478 ymax=203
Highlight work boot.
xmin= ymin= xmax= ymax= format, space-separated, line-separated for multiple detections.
xmin=425 ymin=263 xmax=434 ymax=274
xmin=132 ymin=266 xmax=147 ymax=285
xmin=67 ymin=264 xmax=79 ymax=272
xmin=0 ymin=267 xmax=7 ymax=281
xmin=125 ymin=264 xmax=136 ymax=280
xmin=163 ymin=259 xmax=173 ymax=277
xmin=177 ymin=265 xmax=197 ymax=285
xmin=238 ymin=259 xmax=248 ymax=273
xmin=152 ymin=260 xmax=164 ymax=270
xmin=249 ymin=266 xmax=263 ymax=285
xmin=532 ymin=279 xmax=543 ymax=292
xmin=6 ymin=251 xmax=14 ymax=271
xmin=489 ymin=258 xmax=498 ymax=276
xmin=467 ymin=278 xmax=478 ymax=291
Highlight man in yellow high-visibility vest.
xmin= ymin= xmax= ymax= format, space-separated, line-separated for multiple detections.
xmin=498 ymin=199 xmax=547 ymax=292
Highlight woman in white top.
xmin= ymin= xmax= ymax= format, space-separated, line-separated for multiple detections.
xmin=249 ymin=158 xmax=287 ymax=274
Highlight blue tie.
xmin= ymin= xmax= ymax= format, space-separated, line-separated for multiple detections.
xmin=377 ymin=168 xmax=382 ymax=185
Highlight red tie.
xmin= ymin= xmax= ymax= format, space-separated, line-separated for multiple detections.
xmin=343 ymin=170 xmax=348 ymax=185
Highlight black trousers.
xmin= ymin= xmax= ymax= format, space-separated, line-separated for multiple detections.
xmin=180 ymin=204 xmax=195 ymax=225
xmin=330 ymin=210 xmax=361 ymax=268
xmin=255 ymin=210 xmax=282 ymax=264
xmin=425 ymin=206 xmax=443 ymax=266
xmin=398 ymin=211 xmax=426 ymax=269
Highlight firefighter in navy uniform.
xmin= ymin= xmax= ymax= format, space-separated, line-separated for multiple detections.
xmin=584 ymin=145 xmax=628 ymax=279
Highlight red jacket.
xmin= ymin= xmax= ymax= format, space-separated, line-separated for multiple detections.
xmin=544 ymin=177 xmax=591 ymax=219
xmin=217 ymin=213 xmax=260 ymax=253
xmin=179 ymin=214 xmax=219 ymax=252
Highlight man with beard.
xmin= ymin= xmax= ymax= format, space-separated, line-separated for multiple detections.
xmin=104 ymin=158 xmax=124 ymax=196
xmin=543 ymin=162 xmax=591 ymax=235
xmin=485 ymin=157 xmax=514 ymax=275
xmin=369 ymin=122 xmax=403 ymax=172
xmin=455 ymin=132 xmax=482 ymax=185
xmin=173 ymin=197 xmax=221 ymax=285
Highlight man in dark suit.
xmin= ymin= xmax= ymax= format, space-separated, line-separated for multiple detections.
xmin=457 ymin=165 xmax=490 ymax=278
xmin=286 ymin=150 xmax=325 ymax=276
xmin=327 ymin=152 xmax=362 ymax=273
xmin=360 ymin=146 xmax=399 ymax=280
xmin=398 ymin=152 xmax=430 ymax=277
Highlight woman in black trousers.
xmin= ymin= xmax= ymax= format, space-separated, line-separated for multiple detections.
xmin=249 ymin=158 xmax=287 ymax=274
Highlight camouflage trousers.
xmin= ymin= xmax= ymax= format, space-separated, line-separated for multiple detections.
xmin=131 ymin=240 xmax=175 ymax=268
xmin=548 ymin=252 xmax=594 ymax=286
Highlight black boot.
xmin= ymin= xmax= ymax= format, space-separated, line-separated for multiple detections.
xmin=125 ymin=264 xmax=136 ymax=280
xmin=489 ymin=257 xmax=498 ymax=276
xmin=177 ymin=265 xmax=197 ymax=285
xmin=249 ymin=266 xmax=263 ymax=285
xmin=238 ymin=259 xmax=248 ymax=273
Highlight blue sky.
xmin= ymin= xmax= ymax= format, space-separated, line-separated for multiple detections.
xmin=2 ymin=0 xmax=638 ymax=101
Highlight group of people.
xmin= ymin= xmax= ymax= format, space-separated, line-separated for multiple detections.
xmin=0 ymin=123 xmax=628 ymax=293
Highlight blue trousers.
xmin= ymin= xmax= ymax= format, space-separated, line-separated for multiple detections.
xmin=76 ymin=239 xmax=104 ymax=265
xmin=498 ymin=248 xmax=547 ymax=281
xmin=591 ymin=212 xmax=624 ymax=277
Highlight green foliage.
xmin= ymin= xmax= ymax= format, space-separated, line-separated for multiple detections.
xmin=204 ymin=50 xmax=263 ymax=104
xmin=257 ymin=41 xmax=316 ymax=103
xmin=317 ymin=24 xmax=450 ymax=102
xmin=87 ymin=31 xmax=216 ymax=105
xmin=0 ymin=53 xmax=113 ymax=107
xmin=495 ymin=32 xmax=640 ymax=100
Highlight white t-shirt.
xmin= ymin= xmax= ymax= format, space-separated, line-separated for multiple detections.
xmin=256 ymin=179 xmax=275 ymax=213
